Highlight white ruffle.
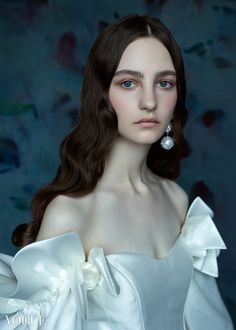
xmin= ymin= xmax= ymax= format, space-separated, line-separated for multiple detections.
xmin=0 ymin=233 xmax=119 ymax=329
xmin=181 ymin=197 xmax=226 ymax=277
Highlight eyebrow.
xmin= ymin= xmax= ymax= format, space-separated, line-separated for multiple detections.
xmin=113 ymin=69 xmax=176 ymax=79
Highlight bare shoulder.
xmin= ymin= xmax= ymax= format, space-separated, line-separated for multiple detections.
xmin=36 ymin=195 xmax=88 ymax=241
xmin=159 ymin=177 xmax=189 ymax=225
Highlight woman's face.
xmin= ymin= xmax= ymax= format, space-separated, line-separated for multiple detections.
xmin=108 ymin=37 xmax=177 ymax=145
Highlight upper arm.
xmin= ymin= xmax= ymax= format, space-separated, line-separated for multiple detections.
xmin=36 ymin=195 xmax=86 ymax=241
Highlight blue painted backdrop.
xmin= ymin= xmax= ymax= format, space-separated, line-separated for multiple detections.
xmin=0 ymin=0 xmax=235 ymax=322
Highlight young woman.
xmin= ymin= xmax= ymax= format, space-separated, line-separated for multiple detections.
xmin=0 ymin=15 xmax=234 ymax=330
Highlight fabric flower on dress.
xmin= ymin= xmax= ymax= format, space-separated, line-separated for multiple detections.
xmin=82 ymin=261 xmax=100 ymax=290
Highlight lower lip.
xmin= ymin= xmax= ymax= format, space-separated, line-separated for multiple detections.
xmin=137 ymin=121 xmax=158 ymax=128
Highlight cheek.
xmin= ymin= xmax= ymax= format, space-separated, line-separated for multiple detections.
xmin=109 ymin=90 xmax=131 ymax=117
xmin=160 ymin=91 xmax=177 ymax=118
xmin=166 ymin=89 xmax=177 ymax=107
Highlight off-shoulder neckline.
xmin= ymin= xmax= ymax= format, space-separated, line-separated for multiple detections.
xmin=25 ymin=196 xmax=206 ymax=263
xmin=10 ymin=196 xmax=223 ymax=279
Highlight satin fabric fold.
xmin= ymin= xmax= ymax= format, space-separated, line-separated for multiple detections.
xmin=181 ymin=196 xmax=226 ymax=277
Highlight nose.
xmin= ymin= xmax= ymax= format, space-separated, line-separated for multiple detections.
xmin=139 ymin=86 xmax=157 ymax=111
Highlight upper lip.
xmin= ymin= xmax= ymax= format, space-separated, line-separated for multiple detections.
xmin=136 ymin=117 xmax=159 ymax=123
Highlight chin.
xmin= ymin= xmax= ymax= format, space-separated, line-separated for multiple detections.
xmin=140 ymin=138 xmax=160 ymax=145
xmin=138 ymin=132 xmax=163 ymax=144
xmin=118 ymin=130 xmax=162 ymax=145
xmin=129 ymin=136 xmax=161 ymax=145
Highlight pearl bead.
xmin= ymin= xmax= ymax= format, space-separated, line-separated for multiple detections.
xmin=160 ymin=136 xmax=174 ymax=150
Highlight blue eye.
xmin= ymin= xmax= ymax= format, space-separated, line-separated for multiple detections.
xmin=158 ymin=81 xmax=173 ymax=89
xmin=121 ymin=80 xmax=135 ymax=89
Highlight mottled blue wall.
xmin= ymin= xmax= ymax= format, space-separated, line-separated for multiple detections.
xmin=0 ymin=0 xmax=235 ymax=322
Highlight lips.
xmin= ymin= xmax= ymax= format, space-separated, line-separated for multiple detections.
xmin=135 ymin=117 xmax=160 ymax=128
xmin=136 ymin=118 xmax=159 ymax=123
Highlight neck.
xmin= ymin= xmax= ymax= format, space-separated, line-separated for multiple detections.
xmin=97 ymin=136 xmax=154 ymax=194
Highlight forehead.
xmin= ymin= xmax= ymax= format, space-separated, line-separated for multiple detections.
xmin=116 ymin=37 xmax=175 ymax=72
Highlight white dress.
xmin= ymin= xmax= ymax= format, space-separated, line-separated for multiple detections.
xmin=0 ymin=197 xmax=234 ymax=330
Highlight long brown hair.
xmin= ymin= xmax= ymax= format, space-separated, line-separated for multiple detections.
xmin=12 ymin=14 xmax=190 ymax=247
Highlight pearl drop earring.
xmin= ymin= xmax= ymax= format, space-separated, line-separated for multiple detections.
xmin=160 ymin=123 xmax=174 ymax=150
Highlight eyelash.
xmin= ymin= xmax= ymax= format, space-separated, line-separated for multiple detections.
xmin=158 ymin=80 xmax=174 ymax=89
xmin=120 ymin=80 xmax=175 ymax=89
xmin=120 ymin=80 xmax=136 ymax=89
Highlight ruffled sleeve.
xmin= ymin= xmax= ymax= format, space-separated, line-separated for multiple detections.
xmin=0 ymin=232 xmax=119 ymax=330
xmin=181 ymin=197 xmax=234 ymax=330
